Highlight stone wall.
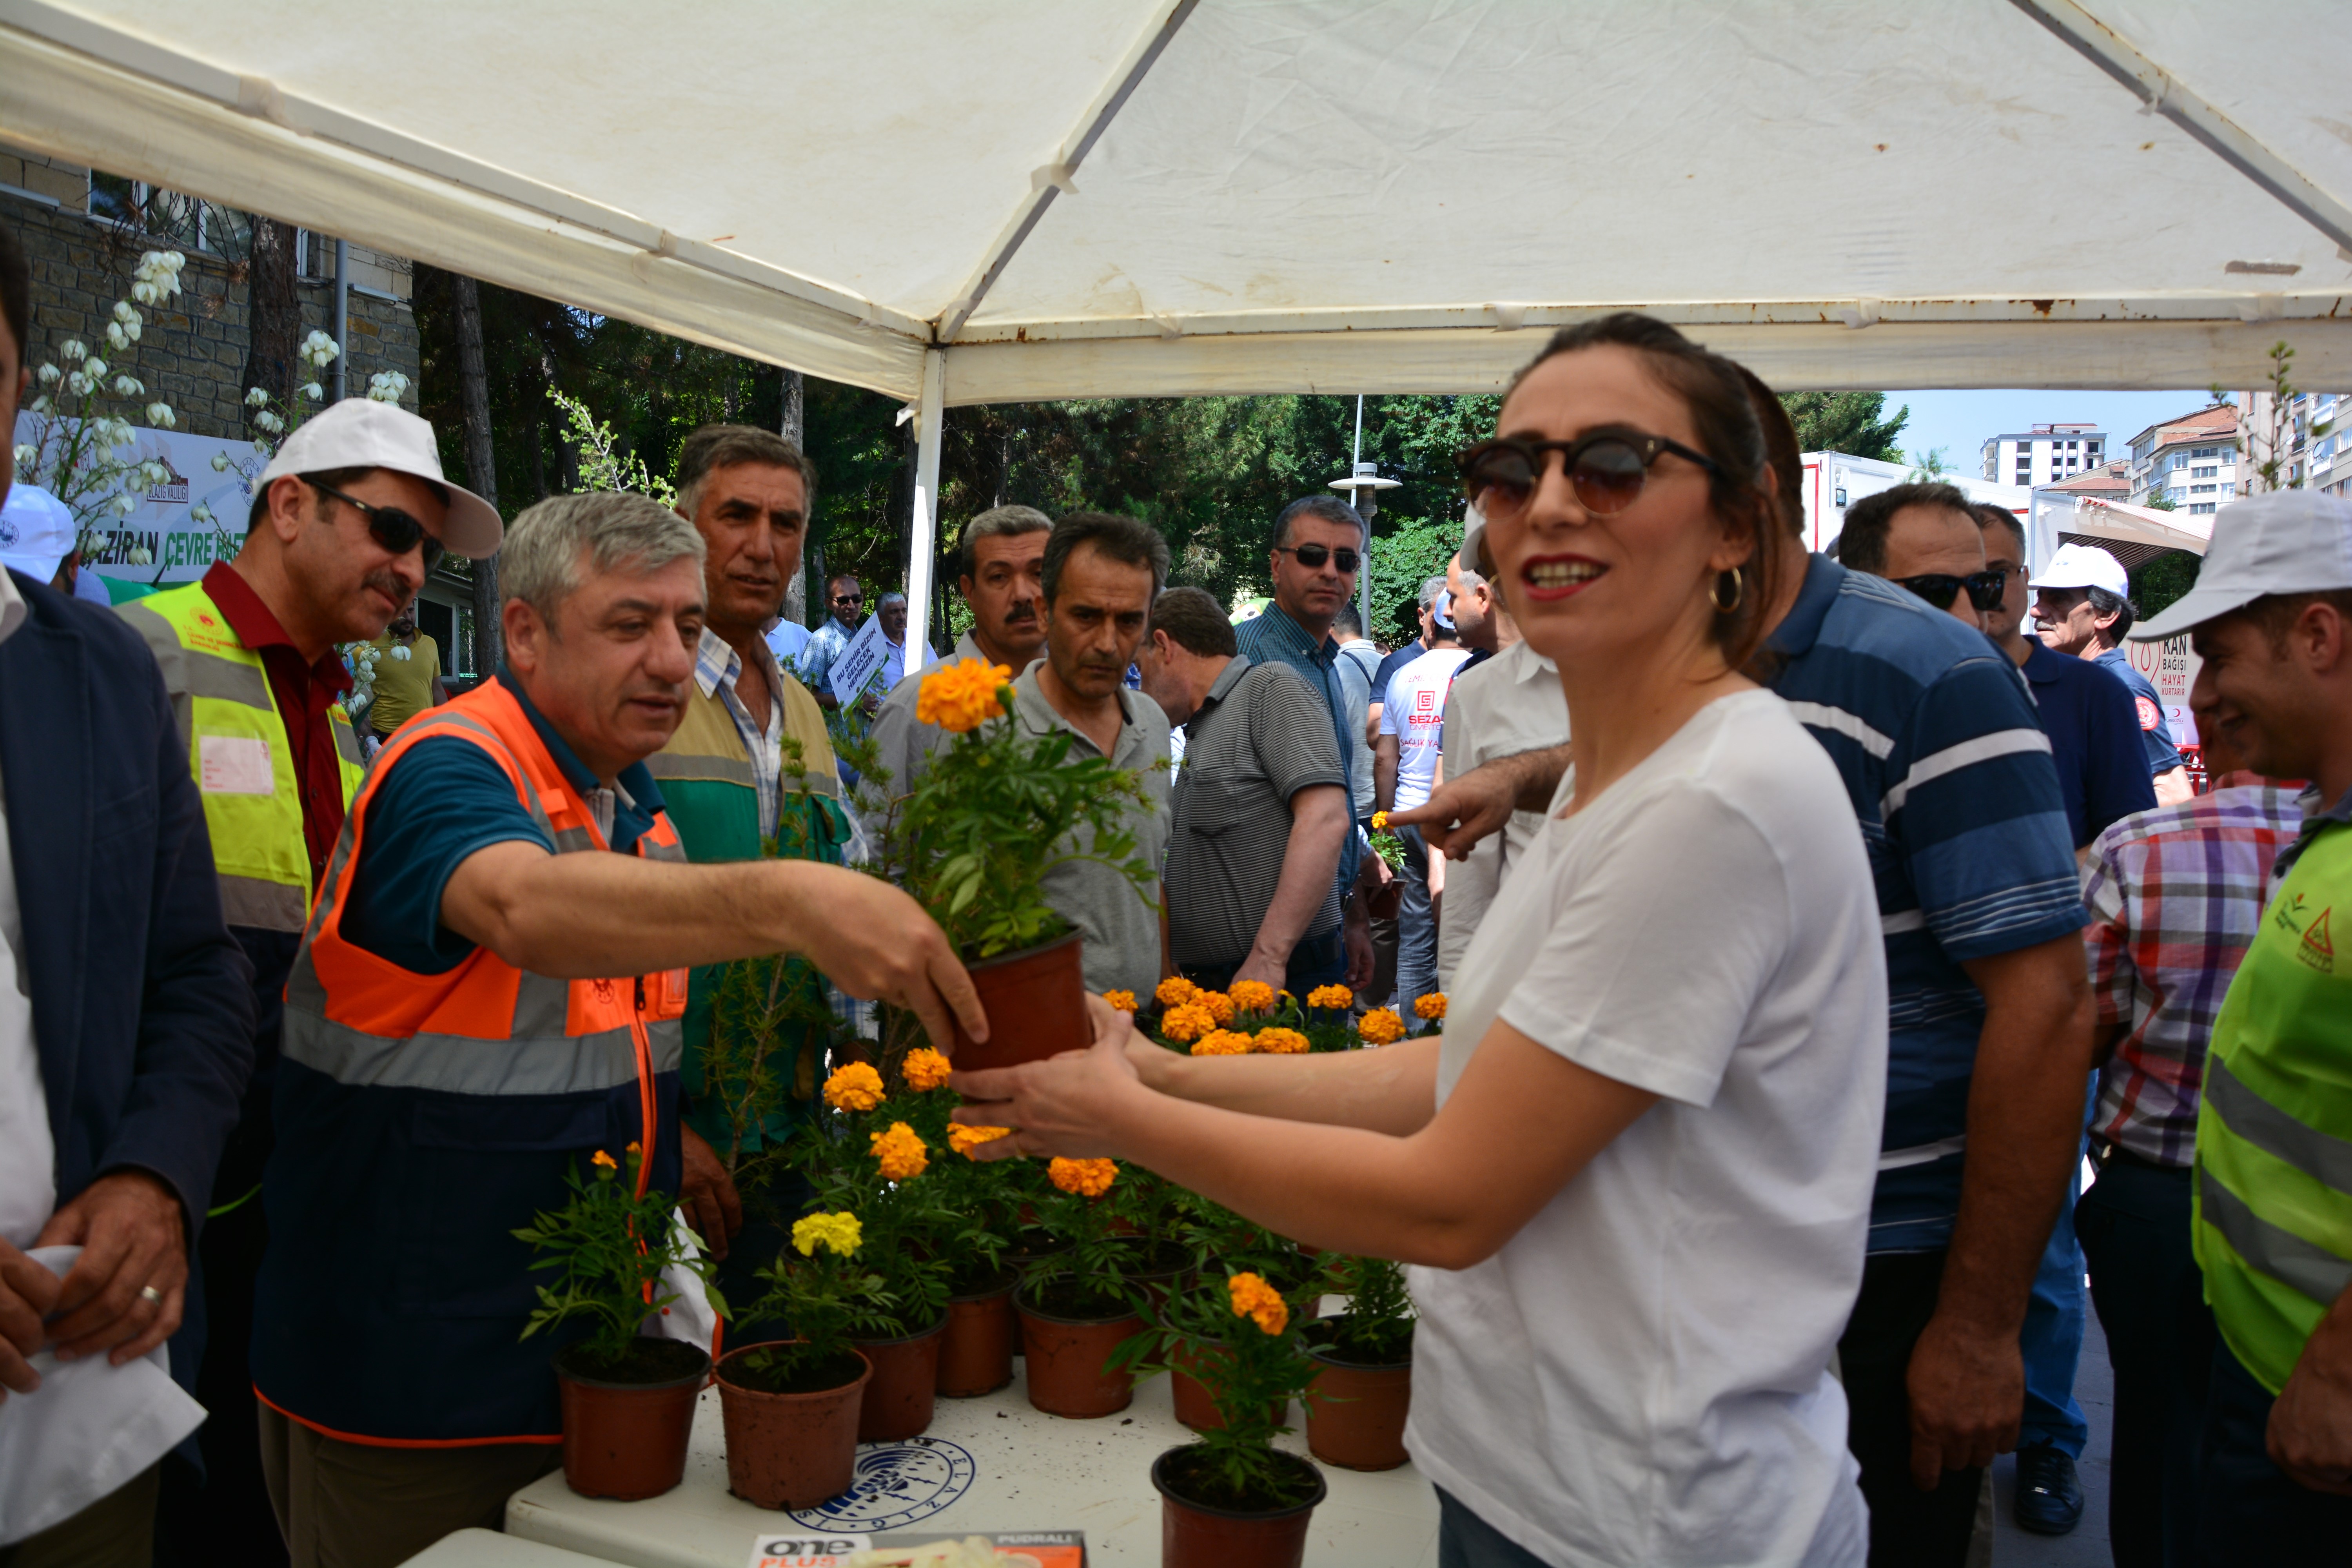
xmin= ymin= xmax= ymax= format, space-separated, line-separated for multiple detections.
xmin=3 ymin=145 xmax=421 ymax=441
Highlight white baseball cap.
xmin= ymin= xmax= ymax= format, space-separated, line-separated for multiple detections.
xmin=0 ymin=483 xmax=76 ymax=584
xmin=257 ymin=398 xmax=502 ymax=559
xmin=2132 ymin=491 xmax=2352 ymax=642
xmin=2028 ymin=541 xmax=2130 ymax=597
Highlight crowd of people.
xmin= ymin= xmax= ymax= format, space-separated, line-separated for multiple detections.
xmin=2 ymin=212 xmax=2350 ymax=1568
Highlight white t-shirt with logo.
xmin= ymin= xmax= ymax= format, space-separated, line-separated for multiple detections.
xmin=1406 ymin=688 xmax=1886 ymax=1567
xmin=1377 ymin=647 xmax=1470 ymax=811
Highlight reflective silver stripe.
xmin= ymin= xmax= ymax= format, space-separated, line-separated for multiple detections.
xmin=552 ymin=827 xmax=597 ymax=853
xmin=2207 ymin=1056 xmax=2352 ymax=1196
xmin=513 ymin=971 xmax=574 ymax=1039
xmin=643 ymin=752 xmax=756 ymax=788
xmin=1881 ymin=910 xmax=1927 ymax=935
xmin=330 ymin=711 xmax=363 ymax=767
xmin=282 ymin=1012 xmax=683 ymax=1094
xmin=219 ymin=873 xmax=307 ymax=933
xmin=1879 ymin=1134 xmax=1967 ymax=1172
xmin=2200 ymin=1163 xmax=2352 ymax=1305
xmin=641 ymin=835 xmax=686 ymax=864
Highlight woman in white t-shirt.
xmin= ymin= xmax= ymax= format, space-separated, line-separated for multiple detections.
xmin=951 ymin=314 xmax=1887 ymax=1567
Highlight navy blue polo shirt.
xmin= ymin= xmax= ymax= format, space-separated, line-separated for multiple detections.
xmin=342 ymin=673 xmax=667 ymax=973
xmin=2022 ymin=643 xmax=2160 ymax=848
xmin=2092 ymin=646 xmax=2185 ymax=778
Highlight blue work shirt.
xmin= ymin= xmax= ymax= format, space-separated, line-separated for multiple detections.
xmin=1235 ymin=601 xmax=1361 ymax=889
xmin=341 ymin=671 xmax=667 ymax=973
xmin=2091 ymin=646 xmax=2186 ymax=778
xmin=2022 ymin=642 xmax=2159 ymax=848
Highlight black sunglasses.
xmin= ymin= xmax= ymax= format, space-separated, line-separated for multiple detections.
xmin=833 ymin=592 xmax=864 ymax=605
xmin=1896 ymin=568 xmax=2007 ymax=613
xmin=1456 ymin=430 xmax=1724 ymax=517
xmin=307 ymin=477 xmax=445 ymax=573
xmin=1274 ymin=543 xmax=1361 ymax=574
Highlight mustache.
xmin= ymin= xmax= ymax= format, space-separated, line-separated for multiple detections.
xmin=364 ymin=570 xmax=409 ymax=606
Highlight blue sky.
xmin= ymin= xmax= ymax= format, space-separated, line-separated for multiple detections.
xmin=1878 ymin=388 xmax=2232 ymax=473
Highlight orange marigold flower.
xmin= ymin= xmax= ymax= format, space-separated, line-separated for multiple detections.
xmin=822 ymin=1061 xmax=886 ymax=1112
xmin=1159 ymin=1002 xmax=1216 ymax=1043
xmin=1048 ymin=1156 xmax=1118 ymax=1198
xmin=1154 ymin=975 xmax=1200 ymax=1008
xmin=1227 ymin=979 xmax=1278 ymax=1014
xmin=1357 ymin=1007 xmax=1406 ymax=1045
xmin=1413 ymin=992 xmax=1448 ymax=1021
xmin=915 ymin=657 xmax=1012 ymax=733
xmin=590 ymin=1149 xmax=618 ymax=1170
xmin=1370 ymin=810 xmax=1391 ymax=831
xmin=869 ymin=1121 xmax=929 ymax=1181
xmin=1252 ymin=1027 xmax=1309 ymax=1055
xmin=1227 ymin=1272 xmax=1290 ymax=1336
xmin=1306 ymin=983 xmax=1355 ymax=1011
xmin=1196 ymin=990 xmax=1235 ymax=1025
xmin=1189 ymin=1029 xmax=1252 ymax=1056
xmin=948 ymin=1123 xmax=1013 ymax=1157
xmin=901 ymin=1048 xmax=953 ymax=1092
xmin=1102 ymin=989 xmax=1138 ymax=1013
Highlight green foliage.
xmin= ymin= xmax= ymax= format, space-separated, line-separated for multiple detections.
xmin=550 ymin=388 xmax=675 ymax=503
xmin=1905 ymin=447 xmax=1953 ymax=483
xmin=1025 ymin=1165 xmax=1135 ymax=1313
xmin=788 ymin=1082 xmax=967 ymax=1337
xmin=730 ymin=1216 xmax=902 ymax=1386
xmin=1323 ymin=1254 xmax=1416 ymax=1364
xmin=1366 ymin=830 xmax=1407 ymax=872
xmin=1779 ymin=391 xmax=1909 ymax=462
xmin=2131 ymin=551 xmax=2201 ymax=622
xmin=512 ymin=1144 xmax=719 ymax=1369
xmin=1123 ymin=1270 xmax=1324 ymax=1508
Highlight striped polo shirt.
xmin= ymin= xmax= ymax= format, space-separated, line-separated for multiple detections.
xmin=1768 ymin=557 xmax=2084 ymax=1252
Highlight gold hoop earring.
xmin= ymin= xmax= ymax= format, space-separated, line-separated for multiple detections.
xmin=1711 ymin=567 xmax=1745 ymax=615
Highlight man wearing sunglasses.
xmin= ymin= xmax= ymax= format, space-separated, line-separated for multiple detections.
xmin=798 ymin=571 xmax=865 ymax=712
xmin=118 ymin=395 xmax=503 ymax=1562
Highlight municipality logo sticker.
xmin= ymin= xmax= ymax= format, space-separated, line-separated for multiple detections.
xmin=784 ymin=1437 xmax=976 ymax=1532
xmin=0 ymin=518 xmax=16 ymax=550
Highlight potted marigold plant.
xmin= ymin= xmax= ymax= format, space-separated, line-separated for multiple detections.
xmin=713 ymin=1210 xmax=896 ymax=1508
xmin=863 ymin=658 xmax=1158 ymax=1071
xmin=1016 ymin=1156 xmax=1147 ymax=1418
xmin=1302 ymin=1254 xmax=1417 ymax=1470
xmin=513 ymin=1142 xmax=721 ymax=1501
xmin=1147 ymin=1272 xmax=1328 ymax=1568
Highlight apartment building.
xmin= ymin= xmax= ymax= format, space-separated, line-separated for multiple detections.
xmin=1980 ymin=423 xmax=2105 ymax=486
xmin=2122 ymin=405 xmax=2240 ymax=514
xmin=2239 ymin=388 xmax=2348 ymax=501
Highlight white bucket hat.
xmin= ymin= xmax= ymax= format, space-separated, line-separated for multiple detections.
xmin=2132 ymin=491 xmax=2352 ymax=642
xmin=2027 ymin=541 xmax=2130 ymax=597
xmin=256 ymin=399 xmax=503 ymax=559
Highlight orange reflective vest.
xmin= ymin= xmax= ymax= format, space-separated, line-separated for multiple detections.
xmin=255 ymin=677 xmax=688 ymax=1445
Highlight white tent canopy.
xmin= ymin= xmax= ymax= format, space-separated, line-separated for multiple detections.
xmin=2031 ymin=492 xmax=2214 ymax=574
xmin=7 ymin=0 xmax=2348 ymax=659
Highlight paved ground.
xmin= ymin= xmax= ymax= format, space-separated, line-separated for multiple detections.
xmin=1992 ymin=1295 xmax=2115 ymax=1566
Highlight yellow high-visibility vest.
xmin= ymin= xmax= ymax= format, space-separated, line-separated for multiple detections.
xmin=119 ymin=581 xmax=365 ymax=932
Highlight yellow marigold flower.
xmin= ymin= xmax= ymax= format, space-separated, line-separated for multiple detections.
xmin=1195 ymin=990 xmax=1235 ymax=1025
xmin=915 ymin=657 xmax=1012 ymax=734
xmin=1227 ymin=1272 xmax=1290 ymax=1336
xmin=792 ymin=1210 xmax=863 ymax=1257
xmin=822 ymin=1061 xmax=886 ymax=1112
xmin=1306 ymin=983 xmax=1355 ymax=1011
xmin=1154 ymin=975 xmax=1200 ymax=1008
xmin=1252 ymin=1027 xmax=1309 ymax=1055
xmin=1357 ymin=1007 xmax=1406 ymax=1045
xmin=590 ymin=1149 xmax=618 ymax=1170
xmin=1189 ymin=1029 xmax=1252 ymax=1056
xmin=1047 ymin=1156 xmax=1118 ymax=1198
xmin=949 ymin=1123 xmax=1013 ymax=1157
xmin=1227 ymin=979 xmax=1278 ymax=1014
xmin=1159 ymin=1002 xmax=1216 ymax=1043
xmin=1414 ymin=992 xmax=1448 ymax=1021
xmin=624 ymin=1140 xmax=642 ymax=1155
xmin=1370 ymin=810 xmax=1390 ymax=831
xmin=901 ymin=1048 xmax=953 ymax=1092
xmin=869 ymin=1121 xmax=929 ymax=1181
xmin=1102 ymin=989 xmax=1138 ymax=1013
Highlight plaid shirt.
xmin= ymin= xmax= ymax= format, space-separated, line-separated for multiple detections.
xmin=694 ymin=626 xmax=785 ymax=838
xmin=2082 ymin=780 xmax=2305 ymax=1166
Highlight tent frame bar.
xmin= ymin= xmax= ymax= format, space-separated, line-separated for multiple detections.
xmin=906 ymin=348 xmax=948 ymax=685
xmin=2009 ymin=0 xmax=2352 ymax=255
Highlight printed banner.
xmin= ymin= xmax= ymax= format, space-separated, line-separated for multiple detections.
xmin=13 ymin=414 xmax=263 ymax=588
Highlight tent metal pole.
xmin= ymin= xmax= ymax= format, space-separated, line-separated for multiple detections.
xmin=906 ymin=347 xmax=946 ymax=685
xmin=1353 ymin=395 xmax=1372 ymax=637
xmin=2008 ymin=0 xmax=2352 ymax=254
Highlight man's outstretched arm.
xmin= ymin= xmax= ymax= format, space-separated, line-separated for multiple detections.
xmin=1389 ymin=743 xmax=1571 ymax=857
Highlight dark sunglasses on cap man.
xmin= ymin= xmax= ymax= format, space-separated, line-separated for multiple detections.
xmin=308 ymin=476 xmax=445 ymax=573
xmin=1455 ymin=429 xmax=1724 ymax=519
xmin=1896 ymin=568 xmax=2008 ymax=613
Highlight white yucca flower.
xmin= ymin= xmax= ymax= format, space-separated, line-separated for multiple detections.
xmin=190 ymin=503 xmax=214 ymax=526
xmin=27 ymin=395 xmax=51 ymax=415
xmin=245 ymin=387 xmax=270 ymax=408
xmin=131 ymin=282 xmax=157 ymax=306
xmin=113 ymin=301 xmax=138 ymax=324
xmin=113 ymin=375 xmax=142 ymax=397
xmin=59 ymin=339 xmax=87 ymax=362
xmin=64 ymin=370 xmax=92 ymax=397
xmin=105 ymin=323 xmax=128 ymax=350
xmin=127 ymin=544 xmax=152 ymax=565
xmin=254 ymin=410 xmax=285 ymax=434
xmin=12 ymin=444 xmax=34 ymax=470
xmin=111 ymin=492 xmax=137 ymax=517
xmin=366 ymin=370 xmax=411 ymax=403
xmin=211 ymin=452 xmax=231 ymax=472
xmin=301 ymin=382 xmax=324 ymax=401
xmin=121 ymin=320 xmax=141 ymax=343
xmin=140 ymin=461 xmax=168 ymax=485
xmin=85 ymin=357 xmax=107 ymax=379
xmin=107 ymin=418 xmax=134 ymax=445
xmin=35 ymin=363 xmax=59 ymax=385
xmin=148 ymin=403 xmax=176 ymax=428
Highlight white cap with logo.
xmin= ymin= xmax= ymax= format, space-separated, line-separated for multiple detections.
xmin=256 ymin=399 xmax=503 ymax=559
xmin=2132 ymin=491 xmax=2352 ymax=642
xmin=0 ymin=483 xmax=76 ymax=584
xmin=2027 ymin=541 xmax=2130 ymax=597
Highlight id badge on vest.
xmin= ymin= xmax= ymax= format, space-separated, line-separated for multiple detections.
xmin=199 ymin=733 xmax=275 ymax=795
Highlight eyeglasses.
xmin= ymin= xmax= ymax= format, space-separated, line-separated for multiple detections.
xmin=1273 ymin=543 xmax=1361 ymax=574
xmin=307 ymin=477 xmax=445 ymax=573
xmin=1455 ymin=431 xmax=1723 ymax=517
xmin=832 ymin=592 xmax=864 ymax=606
xmin=1896 ymin=568 xmax=2008 ymax=613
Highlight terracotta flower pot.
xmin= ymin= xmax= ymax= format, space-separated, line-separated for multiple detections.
xmin=1169 ymin=1339 xmax=1288 ymax=1434
xmin=948 ymin=930 xmax=1090 ymax=1072
xmin=1016 ymin=1288 xmax=1142 ymax=1419
xmin=851 ymin=1316 xmax=946 ymax=1441
xmin=552 ymin=1339 xmax=710 ymax=1501
xmin=1303 ymin=1327 xmax=1413 ymax=1471
xmin=938 ymin=1274 xmax=1018 ymax=1397
xmin=1152 ymin=1445 xmax=1328 ymax=1568
xmin=714 ymin=1344 xmax=872 ymax=1510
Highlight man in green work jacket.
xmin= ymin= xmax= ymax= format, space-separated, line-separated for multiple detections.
xmin=653 ymin=425 xmax=852 ymax=1319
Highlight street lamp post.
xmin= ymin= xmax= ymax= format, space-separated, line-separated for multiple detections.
xmin=1330 ymin=395 xmax=1399 ymax=636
